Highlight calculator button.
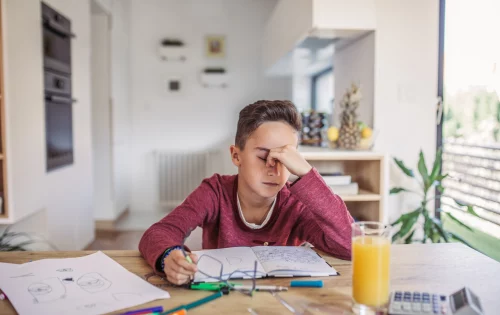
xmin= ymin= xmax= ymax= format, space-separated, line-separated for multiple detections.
xmin=391 ymin=302 xmax=401 ymax=311
xmin=440 ymin=295 xmax=446 ymax=301
xmin=423 ymin=304 xmax=432 ymax=313
xmin=403 ymin=303 xmax=411 ymax=311
xmin=412 ymin=303 xmax=421 ymax=312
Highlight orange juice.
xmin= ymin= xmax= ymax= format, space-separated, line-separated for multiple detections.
xmin=352 ymin=236 xmax=391 ymax=307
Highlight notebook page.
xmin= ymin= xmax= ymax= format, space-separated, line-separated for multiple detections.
xmin=252 ymin=246 xmax=338 ymax=276
xmin=192 ymin=247 xmax=267 ymax=282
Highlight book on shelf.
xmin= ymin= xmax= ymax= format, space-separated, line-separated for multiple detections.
xmin=320 ymin=173 xmax=352 ymax=186
xmin=329 ymin=182 xmax=359 ymax=196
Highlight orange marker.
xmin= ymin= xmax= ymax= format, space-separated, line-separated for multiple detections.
xmin=166 ymin=309 xmax=186 ymax=315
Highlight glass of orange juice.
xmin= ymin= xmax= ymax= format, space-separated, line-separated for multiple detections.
xmin=352 ymin=221 xmax=391 ymax=313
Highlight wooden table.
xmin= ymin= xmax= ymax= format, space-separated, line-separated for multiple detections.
xmin=0 ymin=243 xmax=499 ymax=314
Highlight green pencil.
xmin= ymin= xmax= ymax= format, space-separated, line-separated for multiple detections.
xmin=160 ymin=291 xmax=223 ymax=315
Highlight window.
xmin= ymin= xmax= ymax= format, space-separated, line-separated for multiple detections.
xmin=438 ymin=0 xmax=500 ymax=250
xmin=311 ymin=67 xmax=334 ymax=114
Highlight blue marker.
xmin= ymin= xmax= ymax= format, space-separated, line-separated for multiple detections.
xmin=290 ymin=280 xmax=323 ymax=288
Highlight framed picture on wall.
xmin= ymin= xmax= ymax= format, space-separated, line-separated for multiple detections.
xmin=205 ymin=35 xmax=225 ymax=58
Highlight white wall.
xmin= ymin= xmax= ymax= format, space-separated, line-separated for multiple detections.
xmin=90 ymin=0 xmax=131 ymax=222
xmin=312 ymin=0 xmax=376 ymax=30
xmin=110 ymin=0 xmax=131 ymax=218
xmin=43 ymin=0 xmax=95 ymax=250
xmin=91 ymin=14 xmax=114 ymax=221
xmin=373 ymin=0 xmax=439 ymax=220
xmin=1 ymin=0 xmax=95 ymax=250
xmin=2 ymin=0 xmax=46 ymax=224
xmin=333 ymin=32 xmax=375 ymax=128
xmin=129 ymin=0 xmax=291 ymax=212
xmin=263 ymin=0 xmax=313 ymax=73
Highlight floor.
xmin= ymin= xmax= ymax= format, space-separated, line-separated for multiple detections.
xmin=85 ymin=211 xmax=203 ymax=251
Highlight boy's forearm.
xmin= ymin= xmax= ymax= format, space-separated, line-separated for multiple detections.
xmin=139 ymin=223 xmax=185 ymax=271
xmin=289 ymin=167 xmax=354 ymax=259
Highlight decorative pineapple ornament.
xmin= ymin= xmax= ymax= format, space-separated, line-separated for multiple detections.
xmin=337 ymin=83 xmax=362 ymax=149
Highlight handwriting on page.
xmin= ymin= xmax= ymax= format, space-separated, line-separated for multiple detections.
xmin=253 ymin=247 xmax=323 ymax=264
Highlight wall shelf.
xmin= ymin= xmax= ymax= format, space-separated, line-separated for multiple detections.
xmin=340 ymin=189 xmax=381 ymax=202
xmin=299 ymin=146 xmax=387 ymax=222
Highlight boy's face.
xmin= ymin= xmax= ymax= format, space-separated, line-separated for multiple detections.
xmin=231 ymin=121 xmax=298 ymax=199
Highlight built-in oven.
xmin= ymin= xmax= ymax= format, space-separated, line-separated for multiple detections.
xmin=42 ymin=3 xmax=74 ymax=74
xmin=44 ymin=71 xmax=75 ymax=170
xmin=42 ymin=2 xmax=76 ymax=171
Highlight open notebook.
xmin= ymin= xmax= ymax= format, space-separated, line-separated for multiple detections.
xmin=192 ymin=246 xmax=338 ymax=283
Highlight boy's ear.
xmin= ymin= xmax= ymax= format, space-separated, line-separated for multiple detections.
xmin=230 ymin=145 xmax=242 ymax=167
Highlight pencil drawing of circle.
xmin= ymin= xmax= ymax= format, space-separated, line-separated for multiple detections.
xmin=77 ymin=273 xmax=112 ymax=293
xmin=28 ymin=283 xmax=52 ymax=296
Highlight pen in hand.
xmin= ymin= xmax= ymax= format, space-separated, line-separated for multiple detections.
xmin=181 ymin=230 xmax=193 ymax=264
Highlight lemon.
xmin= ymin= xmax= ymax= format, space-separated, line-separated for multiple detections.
xmin=361 ymin=127 xmax=372 ymax=139
xmin=327 ymin=127 xmax=339 ymax=142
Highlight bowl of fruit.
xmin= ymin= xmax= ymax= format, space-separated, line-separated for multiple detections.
xmin=327 ymin=121 xmax=376 ymax=150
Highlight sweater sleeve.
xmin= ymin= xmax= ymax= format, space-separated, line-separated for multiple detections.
xmin=289 ymin=168 xmax=354 ymax=260
xmin=138 ymin=177 xmax=219 ymax=270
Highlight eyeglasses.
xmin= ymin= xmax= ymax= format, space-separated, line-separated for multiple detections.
xmin=193 ymin=254 xmax=265 ymax=297
xmin=144 ymin=253 xmax=264 ymax=297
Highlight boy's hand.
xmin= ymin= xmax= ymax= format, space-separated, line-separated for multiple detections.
xmin=163 ymin=249 xmax=198 ymax=285
xmin=266 ymin=144 xmax=312 ymax=177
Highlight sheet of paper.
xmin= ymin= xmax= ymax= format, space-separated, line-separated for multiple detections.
xmin=0 ymin=251 xmax=169 ymax=315
xmin=192 ymin=247 xmax=266 ymax=282
xmin=252 ymin=246 xmax=338 ymax=276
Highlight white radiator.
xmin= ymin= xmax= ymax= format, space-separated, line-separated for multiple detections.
xmin=156 ymin=151 xmax=221 ymax=209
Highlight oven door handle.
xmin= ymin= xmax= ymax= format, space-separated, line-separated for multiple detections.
xmin=47 ymin=95 xmax=77 ymax=104
xmin=46 ymin=20 xmax=75 ymax=38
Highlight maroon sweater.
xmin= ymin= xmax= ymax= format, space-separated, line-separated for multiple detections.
xmin=139 ymin=168 xmax=354 ymax=270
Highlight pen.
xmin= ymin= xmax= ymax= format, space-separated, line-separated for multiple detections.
xmin=160 ymin=291 xmax=223 ymax=315
xmin=121 ymin=306 xmax=163 ymax=315
xmin=290 ymin=280 xmax=323 ymax=288
xmin=232 ymin=284 xmax=288 ymax=292
xmin=190 ymin=283 xmax=227 ymax=291
xmin=190 ymin=283 xmax=288 ymax=292
xmin=181 ymin=231 xmax=193 ymax=264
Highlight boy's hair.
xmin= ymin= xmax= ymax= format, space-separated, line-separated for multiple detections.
xmin=235 ymin=100 xmax=302 ymax=149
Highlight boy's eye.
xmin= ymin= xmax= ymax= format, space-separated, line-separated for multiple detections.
xmin=258 ymin=157 xmax=267 ymax=162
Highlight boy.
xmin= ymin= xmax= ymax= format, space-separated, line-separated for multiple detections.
xmin=139 ymin=100 xmax=354 ymax=285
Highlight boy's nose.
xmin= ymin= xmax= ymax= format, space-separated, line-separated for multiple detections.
xmin=267 ymin=160 xmax=281 ymax=176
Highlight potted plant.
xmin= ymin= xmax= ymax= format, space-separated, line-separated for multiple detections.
xmin=390 ymin=148 xmax=479 ymax=246
xmin=0 ymin=225 xmax=57 ymax=251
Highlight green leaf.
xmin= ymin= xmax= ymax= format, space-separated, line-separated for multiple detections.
xmin=391 ymin=231 xmax=401 ymax=243
xmin=404 ymin=230 xmax=415 ymax=244
xmin=448 ymin=232 xmax=474 ymax=248
xmin=418 ymin=150 xmax=431 ymax=190
xmin=393 ymin=157 xmax=414 ymax=178
xmin=390 ymin=187 xmax=409 ymax=194
xmin=423 ymin=217 xmax=433 ymax=243
xmin=437 ymin=184 xmax=445 ymax=193
xmin=453 ymin=199 xmax=481 ymax=217
xmin=429 ymin=148 xmax=443 ymax=182
xmin=432 ymin=218 xmax=449 ymax=242
xmin=443 ymin=212 xmax=473 ymax=232
xmin=391 ymin=208 xmax=421 ymax=226
xmin=399 ymin=210 xmax=421 ymax=238
xmin=436 ymin=174 xmax=449 ymax=181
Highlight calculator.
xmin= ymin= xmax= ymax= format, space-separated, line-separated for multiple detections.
xmin=388 ymin=287 xmax=484 ymax=315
